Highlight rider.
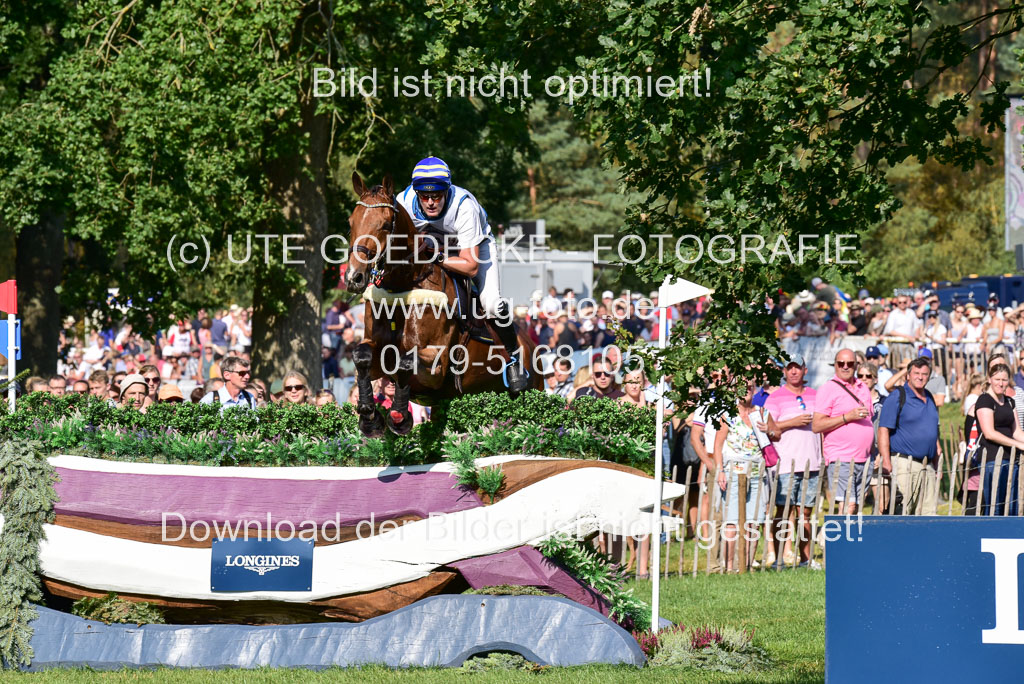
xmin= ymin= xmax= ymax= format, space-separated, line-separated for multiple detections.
xmin=396 ymin=156 xmax=529 ymax=394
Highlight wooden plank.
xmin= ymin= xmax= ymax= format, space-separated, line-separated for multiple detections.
xmin=737 ymin=472 xmax=747 ymax=574
xmin=692 ymin=465 xmax=708 ymax=578
xmin=946 ymin=424 xmax=957 ymax=516
xmin=960 ymin=425 xmax=970 ymax=516
xmin=990 ymin=447 xmax=1004 ymax=517
xmin=1005 ymin=448 xmax=1017 ymax=517
xmin=718 ymin=467 xmax=730 ymax=574
xmin=779 ymin=460 xmax=796 ymax=569
xmin=977 ymin=447 xmax=991 ymax=516
xmin=748 ymin=461 xmax=764 ymax=569
xmin=43 ymin=572 xmax=460 ymax=624
xmin=807 ymin=462 xmax=823 ymax=568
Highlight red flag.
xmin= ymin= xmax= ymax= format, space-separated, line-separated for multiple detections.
xmin=0 ymin=280 xmax=16 ymax=315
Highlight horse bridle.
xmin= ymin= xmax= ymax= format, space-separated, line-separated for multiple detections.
xmin=354 ymin=198 xmax=398 ymax=286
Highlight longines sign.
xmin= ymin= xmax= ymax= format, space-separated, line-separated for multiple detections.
xmin=211 ymin=538 xmax=313 ymax=592
xmin=826 ymin=517 xmax=1024 ymax=682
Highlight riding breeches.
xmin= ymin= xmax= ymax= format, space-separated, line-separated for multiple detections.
xmin=472 ymin=236 xmax=508 ymax=319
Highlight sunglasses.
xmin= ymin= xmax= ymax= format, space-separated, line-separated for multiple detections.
xmin=285 ymin=384 xmax=305 ymax=392
xmin=836 ymin=361 xmax=856 ymax=369
xmin=417 ymin=191 xmax=445 ymax=201
xmin=232 ymin=370 xmax=251 ymax=376
xmin=593 ymin=371 xmax=612 ymax=378
xmin=796 ymin=395 xmax=806 ymax=411
xmin=857 ymin=373 xmax=873 ymax=379
xmin=144 ymin=376 xmax=160 ymax=383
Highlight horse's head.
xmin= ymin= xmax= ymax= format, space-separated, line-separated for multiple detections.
xmin=346 ymin=172 xmax=396 ymax=294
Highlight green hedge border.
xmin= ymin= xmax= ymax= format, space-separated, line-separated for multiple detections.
xmin=0 ymin=392 xmax=656 ymax=470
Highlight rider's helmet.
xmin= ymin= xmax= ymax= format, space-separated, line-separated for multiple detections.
xmin=411 ymin=157 xmax=452 ymax=193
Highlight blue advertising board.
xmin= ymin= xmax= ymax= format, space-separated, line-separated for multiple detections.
xmin=826 ymin=516 xmax=1024 ymax=683
xmin=0 ymin=319 xmax=21 ymax=360
xmin=210 ymin=538 xmax=313 ymax=592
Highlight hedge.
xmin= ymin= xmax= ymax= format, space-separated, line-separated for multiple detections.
xmin=0 ymin=392 xmax=657 ymax=470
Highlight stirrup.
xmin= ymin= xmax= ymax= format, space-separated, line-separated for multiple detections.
xmin=502 ymin=354 xmax=529 ymax=391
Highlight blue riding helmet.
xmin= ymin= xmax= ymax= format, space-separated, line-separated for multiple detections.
xmin=411 ymin=156 xmax=452 ymax=193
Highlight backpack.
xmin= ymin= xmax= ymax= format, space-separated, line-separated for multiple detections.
xmin=202 ymin=389 xmax=254 ymax=409
xmin=892 ymin=384 xmax=933 ymax=432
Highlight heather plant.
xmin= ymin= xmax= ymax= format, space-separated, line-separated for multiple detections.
xmin=649 ymin=623 xmax=770 ymax=672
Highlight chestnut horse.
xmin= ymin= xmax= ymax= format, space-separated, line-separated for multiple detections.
xmin=344 ymin=172 xmax=541 ymax=437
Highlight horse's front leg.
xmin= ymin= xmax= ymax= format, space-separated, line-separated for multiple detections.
xmin=353 ymin=342 xmax=384 ymax=438
xmin=386 ymin=350 xmax=416 ymax=436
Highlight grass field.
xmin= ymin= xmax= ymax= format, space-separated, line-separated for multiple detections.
xmin=1 ymin=570 xmax=825 ymax=683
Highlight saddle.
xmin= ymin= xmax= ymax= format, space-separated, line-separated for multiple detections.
xmin=446 ymin=270 xmax=495 ymax=345
xmin=417 ymin=225 xmax=494 ymax=345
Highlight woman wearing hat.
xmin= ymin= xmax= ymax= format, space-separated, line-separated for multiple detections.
xmin=962 ymin=308 xmax=987 ymax=373
xmin=119 ymin=374 xmax=151 ymax=412
xmin=999 ymin=308 xmax=1017 ymax=356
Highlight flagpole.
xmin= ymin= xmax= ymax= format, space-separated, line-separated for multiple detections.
xmin=7 ymin=312 xmax=14 ymax=413
xmin=649 ymin=276 xmax=711 ymax=632
xmin=650 ymin=304 xmax=667 ymax=627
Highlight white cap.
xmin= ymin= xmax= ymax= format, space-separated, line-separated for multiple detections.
xmin=602 ymin=290 xmax=614 ymax=299
xmin=531 ymin=290 xmax=542 ymax=301
xmin=541 ymin=299 xmax=562 ymax=316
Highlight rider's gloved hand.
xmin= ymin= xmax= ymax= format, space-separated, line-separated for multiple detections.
xmin=417 ymin=234 xmax=445 ymax=264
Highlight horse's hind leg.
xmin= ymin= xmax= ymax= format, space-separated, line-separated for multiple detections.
xmin=386 ymin=350 xmax=416 ymax=436
xmin=353 ymin=343 xmax=384 ymax=438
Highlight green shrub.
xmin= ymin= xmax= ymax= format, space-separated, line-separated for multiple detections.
xmin=0 ymin=392 xmax=654 ymax=469
xmin=71 ymin=593 xmax=165 ymax=626
xmin=446 ymin=390 xmax=653 ymax=441
xmin=537 ymin=533 xmax=651 ymax=631
xmin=0 ymin=440 xmax=58 ymax=668
xmin=458 ymin=652 xmax=538 ymax=673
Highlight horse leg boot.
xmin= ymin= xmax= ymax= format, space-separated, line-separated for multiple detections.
xmin=491 ymin=301 xmax=530 ymax=396
xmin=353 ymin=343 xmax=384 ymax=438
xmin=386 ymin=350 xmax=415 ymax=436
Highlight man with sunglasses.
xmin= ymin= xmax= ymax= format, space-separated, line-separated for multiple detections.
xmin=396 ymin=156 xmax=530 ymax=394
xmin=199 ymin=355 xmax=255 ymax=410
xmin=813 ymin=349 xmax=875 ymax=515
xmin=570 ymin=358 xmax=624 ymax=401
xmin=882 ymin=294 xmax=920 ymax=358
xmin=764 ymin=355 xmax=821 ymax=568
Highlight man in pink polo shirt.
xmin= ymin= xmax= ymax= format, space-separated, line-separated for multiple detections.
xmin=764 ymin=354 xmax=821 ymax=567
xmin=812 ymin=348 xmax=874 ymax=515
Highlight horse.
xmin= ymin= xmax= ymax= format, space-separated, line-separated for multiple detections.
xmin=344 ymin=172 xmax=542 ymax=437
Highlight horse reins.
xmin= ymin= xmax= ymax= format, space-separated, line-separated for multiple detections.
xmin=354 ymin=199 xmax=397 ymax=286
xmin=354 ymin=198 xmax=441 ymax=289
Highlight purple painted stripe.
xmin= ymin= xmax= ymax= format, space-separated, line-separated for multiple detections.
xmin=53 ymin=468 xmax=482 ymax=526
xmin=450 ymin=546 xmax=612 ymax=617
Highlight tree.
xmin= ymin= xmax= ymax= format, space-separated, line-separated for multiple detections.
xmin=0 ymin=0 xmax=542 ymax=382
xmin=434 ymin=0 xmax=1023 ymax=408
xmin=506 ymin=101 xmax=639 ymax=250
xmin=0 ymin=1 xmax=75 ymax=375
